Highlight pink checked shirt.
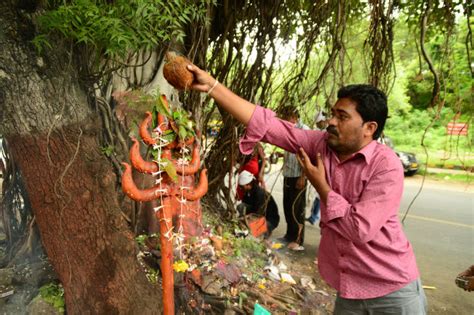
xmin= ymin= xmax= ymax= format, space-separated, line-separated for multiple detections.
xmin=241 ymin=106 xmax=419 ymax=299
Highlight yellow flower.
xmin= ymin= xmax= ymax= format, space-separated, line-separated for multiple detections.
xmin=173 ymin=260 xmax=189 ymax=272
xmin=271 ymin=243 xmax=283 ymax=249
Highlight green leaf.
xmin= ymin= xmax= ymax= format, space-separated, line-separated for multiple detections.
xmin=36 ymin=0 xmax=207 ymax=59
xmin=39 ymin=283 xmax=65 ymax=313
xmin=173 ymin=111 xmax=181 ymax=120
xmin=161 ymin=129 xmax=177 ymax=143
xmin=135 ymin=234 xmax=147 ymax=246
xmin=156 ymin=96 xmax=171 ymax=118
xmin=161 ymin=158 xmax=178 ymax=182
xmin=151 ymin=149 xmax=159 ymax=161
xmin=31 ymin=35 xmax=52 ymax=54
xmin=101 ymin=145 xmax=114 ymax=157
xmin=178 ymin=125 xmax=187 ymax=140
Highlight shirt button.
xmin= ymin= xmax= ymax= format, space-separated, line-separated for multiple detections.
xmin=341 ymin=269 xmax=345 ymax=274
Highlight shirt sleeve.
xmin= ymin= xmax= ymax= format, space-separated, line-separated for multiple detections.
xmin=321 ymin=156 xmax=404 ymax=245
xmin=239 ymin=106 xmax=324 ymax=157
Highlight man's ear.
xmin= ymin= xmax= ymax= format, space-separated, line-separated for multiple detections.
xmin=364 ymin=121 xmax=378 ymax=138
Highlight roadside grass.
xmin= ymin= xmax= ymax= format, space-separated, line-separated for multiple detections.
xmin=416 ymin=169 xmax=473 ymax=184
xmin=396 ymin=148 xmax=473 ymax=171
xmin=424 ymin=156 xmax=473 ymax=171
xmin=396 ymin=146 xmax=474 ymax=170
xmin=405 ymin=149 xmax=473 ymax=184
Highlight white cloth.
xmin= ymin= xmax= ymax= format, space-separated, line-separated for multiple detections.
xmin=238 ymin=170 xmax=255 ymax=185
xmin=315 ymin=111 xmax=326 ymax=123
xmin=282 ymin=121 xmax=310 ymax=178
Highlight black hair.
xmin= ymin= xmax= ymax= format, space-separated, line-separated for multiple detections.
xmin=337 ymin=84 xmax=388 ymax=139
xmin=280 ymin=106 xmax=299 ymax=120
xmin=239 ymin=178 xmax=258 ymax=189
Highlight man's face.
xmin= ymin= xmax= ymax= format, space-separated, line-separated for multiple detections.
xmin=240 ymin=183 xmax=252 ymax=192
xmin=326 ymin=98 xmax=376 ymax=156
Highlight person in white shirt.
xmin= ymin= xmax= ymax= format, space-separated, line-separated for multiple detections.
xmin=279 ymin=107 xmax=310 ymax=250
xmin=307 ymin=110 xmax=328 ymax=225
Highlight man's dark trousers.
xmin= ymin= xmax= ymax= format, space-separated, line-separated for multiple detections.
xmin=283 ymin=177 xmax=306 ymax=244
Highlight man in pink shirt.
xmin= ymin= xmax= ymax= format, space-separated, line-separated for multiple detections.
xmin=186 ymin=64 xmax=427 ymax=314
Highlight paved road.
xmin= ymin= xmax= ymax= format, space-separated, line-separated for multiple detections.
xmin=263 ymin=169 xmax=474 ymax=314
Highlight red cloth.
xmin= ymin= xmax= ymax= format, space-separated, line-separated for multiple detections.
xmin=240 ymin=156 xmax=259 ymax=176
xmin=236 ymin=156 xmax=259 ymax=200
xmin=240 ymin=106 xmax=419 ymax=299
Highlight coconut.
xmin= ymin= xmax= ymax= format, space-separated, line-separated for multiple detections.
xmin=163 ymin=52 xmax=194 ymax=90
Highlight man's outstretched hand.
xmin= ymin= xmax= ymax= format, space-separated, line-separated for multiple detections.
xmin=186 ymin=64 xmax=216 ymax=93
xmin=186 ymin=63 xmax=257 ymax=125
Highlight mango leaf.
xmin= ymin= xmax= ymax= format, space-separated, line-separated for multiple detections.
xmin=161 ymin=129 xmax=177 ymax=143
xmin=151 ymin=105 xmax=159 ymax=129
xmin=178 ymin=125 xmax=188 ymax=140
xmin=161 ymin=158 xmax=178 ymax=182
xmin=173 ymin=110 xmax=182 ymax=121
xmin=151 ymin=148 xmax=159 ymax=161
xmin=156 ymin=95 xmax=171 ymax=118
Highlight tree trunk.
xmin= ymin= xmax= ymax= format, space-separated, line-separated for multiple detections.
xmin=0 ymin=2 xmax=161 ymax=313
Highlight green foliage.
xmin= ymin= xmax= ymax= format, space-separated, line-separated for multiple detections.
xmin=135 ymin=233 xmax=160 ymax=283
xmin=150 ymin=94 xmax=195 ymax=142
xmin=270 ymin=9 xmax=471 ymax=122
xmin=230 ymin=237 xmax=266 ymax=281
xmin=232 ymin=237 xmax=265 ymax=257
xmin=136 ymin=233 xmax=160 ymax=249
xmin=39 ymin=283 xmax=65 ymax=313
xmin=161 ymin=158 xmax=178 ymax=182
xmin=31 ymin=35 xmax=53 ymax=54
xmin=385 ymin=106 xmax=472 ymax=168
xmin=386 ymin=67 xmax=413 ymax=115
xmin=101 ymin=145 xmax=114 ymax=157
xmin=406 ymin=77 xmax=435 ymax=110
xmin=157 ymin=130 xmax=176 ymax=145
xmin=145 ymin=268 xmax=159 ymax=284
xmin=238 ymin=292 xmax=248 ymax=309
xmin=135 ymin=234 xmax=148 ymax=246
xmin=150 ymin=98 xmax=195 ymax=181
xmin=393 ymin=14 xmax=473 ymax=114
xmin=154 ymin=95 xmax=172 ymax=121
xmin=399 ymin=0 xmax=461 ymax=33
xmin=282 ymin=11 xmax=472 ymax=169
xmin=118 ymin=92 xmax=196 ymax=180
xmin=171 ymin=108 xmax=196 ymax=140
xmin=37 ymin=0 xmax=211 ymax=57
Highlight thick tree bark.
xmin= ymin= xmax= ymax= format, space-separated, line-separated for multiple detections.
xmin=0 ymin=1 xmax=162 ymax=313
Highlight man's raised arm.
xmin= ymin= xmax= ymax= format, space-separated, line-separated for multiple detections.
xmin=187 ymin=64 xmax=255 ymax=125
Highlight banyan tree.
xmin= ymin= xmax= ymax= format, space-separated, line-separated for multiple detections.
xmin=0 ymin=0 xmax=471 ymax=312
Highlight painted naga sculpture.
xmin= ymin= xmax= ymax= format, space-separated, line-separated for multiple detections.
xmin=121 ymin=95 xmax=207 ymax=315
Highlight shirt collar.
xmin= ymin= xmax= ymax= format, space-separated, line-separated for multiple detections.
xmin=355 ymin=140 xmax=377 ymax=164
